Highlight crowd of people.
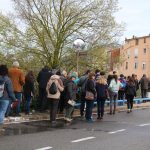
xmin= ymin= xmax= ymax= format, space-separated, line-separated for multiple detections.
xmin=0 ymin=61 xmax=150 ymax=125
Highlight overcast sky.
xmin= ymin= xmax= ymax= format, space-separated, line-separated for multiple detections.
xmin=0 ymin=0 xmax=150 ymax=42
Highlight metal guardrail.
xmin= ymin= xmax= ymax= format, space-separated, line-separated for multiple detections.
xmin=74 ymin=98 xmax=150 ymax=108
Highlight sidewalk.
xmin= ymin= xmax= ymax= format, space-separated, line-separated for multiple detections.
xmin=4 ymin=102 xmax=150 ymax=124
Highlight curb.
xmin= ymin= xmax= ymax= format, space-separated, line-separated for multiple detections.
xmin=4 ymin=104 xmax=150 ymax=125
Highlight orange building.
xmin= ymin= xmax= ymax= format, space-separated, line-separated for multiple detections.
xmin=111 ymin=35 xmax=150 ymax=78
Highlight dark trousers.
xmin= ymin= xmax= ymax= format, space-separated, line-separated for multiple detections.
xmin=118 ymin=90 xmax=125 ymax=100
xmin=85 ymin=100 xmax=94 ymax=120
xmin=58 ymin=92 xmax=65 ymax=113
xmin=126 ymin=95 xmax=134 ymax=109
xmin=141 ymin=89 xmax=147 ymax=98
xmin=38 ymin=87 xmax=47 ymax=111
xmin=80 ymin=92 xmax=86 ymax=116
xmin=48 ymin=99 xmax=59 ymax=122
xmin=97 ymin=97 xmax=106 ymax=117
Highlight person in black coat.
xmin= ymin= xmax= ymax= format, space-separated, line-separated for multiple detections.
xmin=37 ymin=66 xmax=52 ymax=111
xmin=96 ymin=76 xmax=108 ymax=120
xmin=24 ymin=71 xmax=35 ymax=115
xmin=85 ymin=72 xmax=96 ymax=122
xmin=125 ymin=77 xmax=136 ymax=113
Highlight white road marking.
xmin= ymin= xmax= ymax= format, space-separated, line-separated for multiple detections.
xmin=71 ymin=137 xmax=96 ymax=143
xmin=138 ymin=123 xmax=150 ymax=127
xmin=108 ymin=129 xmax=126 ymax=134
xmin=35 ymin=146 xmax=53 ymax=150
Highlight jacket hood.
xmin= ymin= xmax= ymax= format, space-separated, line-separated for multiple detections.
xmin=51 ymin=75 xmax=60 ymax=80
xmin=42 ymin=68 xmax=49 ymax=72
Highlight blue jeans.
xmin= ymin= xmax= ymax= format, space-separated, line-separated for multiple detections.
xmin=109 ymin=92 xmax=118 ymax=113
xmin=85 ymin=100 xmax=94 ymax=120
xmin=14 ymin=92 xmax=22 ymax=114
xmin=25 ymin=96 xmax=32 ymax=114
xmin=5 ymin=100 xmax=12 ymax=117
xmin=0 ymin=100 xmax=9 ymax=123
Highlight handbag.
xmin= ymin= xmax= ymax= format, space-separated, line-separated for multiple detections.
xmin=85 ymin=91 xmax=94 ymax=100
xmin=68 ymin=99 xmax=76 ymax=106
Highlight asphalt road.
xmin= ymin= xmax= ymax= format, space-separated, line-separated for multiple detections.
xmin=1 ymin=108 xmax=150 ymax=150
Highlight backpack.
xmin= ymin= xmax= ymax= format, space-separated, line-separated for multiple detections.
xmin=49 ymin=82 xmax=57 ymax=95
xmin=0 ymin=79 xmax=5 ymax=98
xmin=126 ymin=85 xmax=136 ymax=96
xmin=78 ymin=76 xmax=88 ymax=93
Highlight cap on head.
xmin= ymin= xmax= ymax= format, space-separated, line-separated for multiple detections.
xmin=13 ymin=61 xmax=19 ymax=67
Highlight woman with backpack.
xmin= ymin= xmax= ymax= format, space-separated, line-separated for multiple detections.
xmin=125 ymin=77 xmax=136 ymax=113
xmin=24 ymin=71 xmax=35 ymax=115
xmin=0 ymin=65 xmax=16 ymax=124
xmin=96 ymin=76 xmax=108 ymax=120
xmin=46 ymin=74 xmax=64 ymax=125
xmin=108 ymin=75 xmax=122 ymax=115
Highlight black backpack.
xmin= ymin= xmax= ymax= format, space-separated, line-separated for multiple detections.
xmin=49 ymin=82 xmax=57 ymax=95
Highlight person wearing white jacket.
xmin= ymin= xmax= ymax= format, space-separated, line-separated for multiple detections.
xmin=108 ymin=75 xmax=122 ymax=114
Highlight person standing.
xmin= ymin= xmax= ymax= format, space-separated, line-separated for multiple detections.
xmin=125 ymin=77 xmax=136 ymax=113
xmin=37 ymin=66 xmax=52 ymax=112
xmin=78 ymin=70 xmax=91 ymax=117
xmin=24 ymin=71 xmax=35 ymax=115
xmin=46 ymin=74 xmax=64 ymax=124
xmin=96 ymin=76 xmax=108 ymax=120
xmin=132 ymin=74 xmax=139 ymax=92
xmin=108 ymin=75 xmax=122 ymax=115
xmin=85 ymin=72 xmax=96 ymax=122
xmin=58 ymin=70 xmax=68 ymax=114
xmin=64 ymin=75 xmax=77 ymax=122
xmin=118 ymin=74 xmax=126 ymax=100
xmin=139 ymin=74 xmax=149 ymax=98
xmin=8 ymin=61 xmax=25 ymax=116
xmin=0 ymin=65 xmax=16 ymax=124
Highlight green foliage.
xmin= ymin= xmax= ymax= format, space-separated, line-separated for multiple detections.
xmin=0 ymin=0 xmax=124 ymax=71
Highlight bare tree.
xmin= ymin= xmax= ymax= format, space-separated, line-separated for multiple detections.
xmin=0 ymin=0 xmax=123 ymax=68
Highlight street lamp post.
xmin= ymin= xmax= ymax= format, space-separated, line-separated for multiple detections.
xmin=73 ymin=39 xmax=85 ymax=73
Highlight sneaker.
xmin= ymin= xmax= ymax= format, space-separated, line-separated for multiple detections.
xmin=64 ymin=117 xmax=72 ymax=122
xmin=127 ymin=109 xmax=130 ymax=113
xmin=15 ymin=114 xmax=21 ymax=117
xmin=86 ymin=119 xmax=94 ymax=123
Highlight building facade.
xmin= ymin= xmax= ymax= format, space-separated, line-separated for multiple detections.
xmin=111 ymin=35 xmax=150 ymax=78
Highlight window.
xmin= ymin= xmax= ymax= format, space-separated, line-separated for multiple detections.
xmin=144 ymin=48 xmax=147 ymax=53
xmin=134 ymin=48 xmax=138 ymax=58
xmin=144 ymin=38 xmax=146 ymax=43
xmin=135 ymin=39 xmax=139 ymax=45
xmin=126 ymin=62 xmax=128 ymax=70
xmin=127 ymin=49 xmax=130 ymax=58
xmin=134 ymin=62 xmax=138 ymax=69
xmin=142 ymin=62 xmax=146 ymax=70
